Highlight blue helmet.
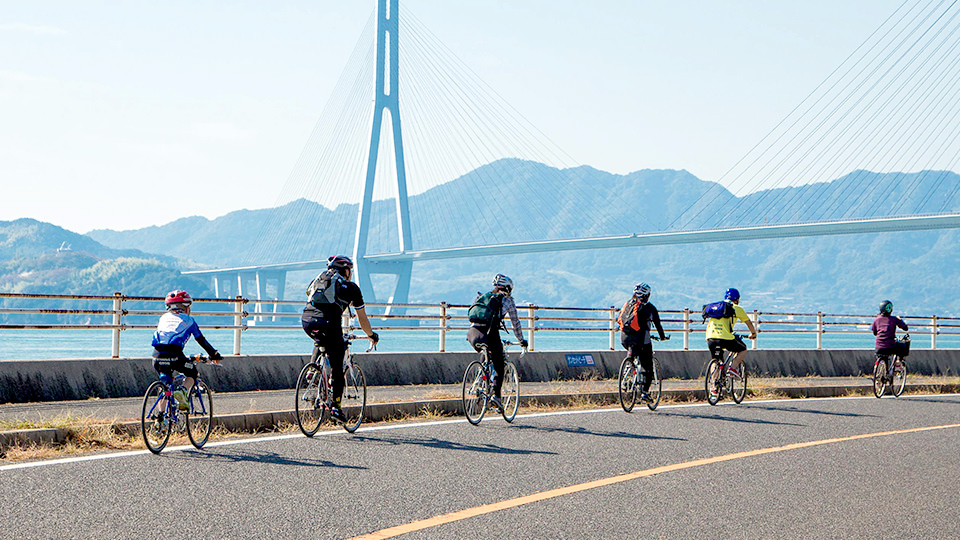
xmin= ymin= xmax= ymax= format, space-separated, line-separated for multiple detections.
xmin=724 ymin=288 xmax=740 ymax=301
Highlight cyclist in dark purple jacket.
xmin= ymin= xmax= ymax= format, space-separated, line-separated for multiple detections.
xmin=871 ymin=300 xmax=908 ymax=358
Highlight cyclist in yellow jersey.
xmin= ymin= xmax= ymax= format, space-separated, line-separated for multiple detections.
xmin=705 ymin=288 xmax=757 ymax=380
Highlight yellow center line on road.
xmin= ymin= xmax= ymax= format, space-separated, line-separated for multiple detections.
xmin=347 ymin=422 xmax=960 ymax=539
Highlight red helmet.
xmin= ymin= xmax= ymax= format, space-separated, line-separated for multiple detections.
xmin=165 ymin=290 xmax=192 ymax=305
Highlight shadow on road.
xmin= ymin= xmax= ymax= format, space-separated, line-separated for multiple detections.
xmin=167 ymin=449 xmax=368 ymax=469
xmin=349 ymin=435 xmax=558 ymax=456
xmin=899 ymin=396 xmax=960 ymax=406
xmin=512 ymin=424 xmax=686 ymax=442
xmin=655 ymin=410 xmax=804 ymax=427
xmin=742 ymin=404 xmax=880 ymax=418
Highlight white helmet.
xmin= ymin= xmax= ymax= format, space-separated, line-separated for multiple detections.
xmin=493 ymin=273 xmax=514 ymax=293
xmin=634 ymin=282 xmax=651 ymax=299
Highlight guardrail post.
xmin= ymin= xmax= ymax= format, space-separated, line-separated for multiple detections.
xmin=816 ymin=311 xmax=823 ymax=350
xmin=683 ymin=308 xmax=690 ymax=350
xmin=932 ymin=315 xmax=938 ymax=350
xmin=439 ymin=302 xmax=447 ymax=352
xmin=527 ymin=303 xmax=536 ymax=352
xmin=751 ymin=310 xmax=759 ymax=350
xmin=111 ymin=292 xmax=123 ymax=358
xmin=609 ymin=306 xmax=616 ymax=351
xmin=233 ymin=295 xmax=245 ymax=355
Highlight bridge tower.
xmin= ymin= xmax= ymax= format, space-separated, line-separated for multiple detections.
xmin=354 ymin=0 xmax=413 ymax=311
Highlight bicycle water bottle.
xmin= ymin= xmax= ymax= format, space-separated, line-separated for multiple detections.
xmin=323 ymin=356 xmax=332 ymax=387
xmin=173 ymin=374 xmax=188 ymax=410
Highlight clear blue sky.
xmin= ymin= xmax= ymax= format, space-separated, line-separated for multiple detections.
xmin=0 ymin=0 xmax=905 ymax=233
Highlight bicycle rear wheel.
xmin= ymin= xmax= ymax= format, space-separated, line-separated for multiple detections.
xmin=873 ymin=360 xmax=887 ymax=398
xmin=731 ymin=363 xmax=747 ymax=404
xmin=141 ymin=381 xmax=171 ymax=454
xmin=341 ymin=364 xmax=366 ymax=433
xmin=647 ymin=356 xmax=662 ymax=411
xmin=295 ymin=363 xmax=324 ymax=437
xmin=462 ymin=361 xmax=488 ymax=425
xmin=892 ymin=359 xmax=907 ymax=397
xmin=501 ymin=361 xmax=520 ymax=423
xmin=705 ymin=359 xmax=723 ymax=406
xmin=186 ymin=380 xmax=213 ymax=449
xmin=618 ymin=357 xmax=638 ymax=413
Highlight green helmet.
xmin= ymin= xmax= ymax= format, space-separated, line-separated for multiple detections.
xmin=879 ymin=300 xmax=893 ymax=315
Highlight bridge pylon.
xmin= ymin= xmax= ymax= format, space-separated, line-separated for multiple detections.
xmin=354 ymin=0 xmax=413 ymax=314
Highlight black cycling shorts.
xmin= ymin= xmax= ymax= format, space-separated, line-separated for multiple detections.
xmin=152 ymin=347 xmax=198 ymax=379
xmin=707 ymin=337 xmax=747 ymax=358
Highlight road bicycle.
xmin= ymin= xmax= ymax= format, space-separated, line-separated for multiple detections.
xmin=462 ymin=340 xmax=526 ymax=425
xmin=704 ymin=334 xmax=748 ymax=406
xmin=295 ymin=334 xmax=372 ymax=436
xmin=618 ymin=335 xmax=669 ymax=412
xmin=141 ymin=355 xmax=217 ymax=454
xmin=873 ymin=334 xmax=909 ymax=398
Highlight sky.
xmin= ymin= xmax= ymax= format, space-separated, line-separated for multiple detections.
xmin=0 ymin=0 xmax=907 ymax=233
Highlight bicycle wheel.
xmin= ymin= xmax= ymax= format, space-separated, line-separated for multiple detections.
xmin=462 ymin=361 xmax=488 ymax=425
xmin=186 ymin=380 xmax=213 ymax=449
xmin=647 ymin=356 xmax=662 ymax=411
xmin=731 ymin=363 xmax=747 ymax=404
xmin=892 ymin=359 xmax=907 ymax=397
xmin=295 ymin=363 xmax=324 ymax=437
xmin=705 ymin=359 xmax=723 ymax=406
xmin=341 ymin=364 xmax=367 ymax=433
xmin=873 ymin=359 xmax=887 ymax=398
xmin=141 ymin=381 xmax=172 ymax=454
xmin=501 ymin=361 xmax=520 ymax=423
xmin=618 ymin=357 xmax=638 ymax=413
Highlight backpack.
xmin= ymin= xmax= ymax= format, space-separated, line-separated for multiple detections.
xmin=306 ymin=269 xmax=344 ymax=309
xmin=468 ymin=291 xmax=503 ymax=326
xmin=617 ymin=297 xmax=644 ymax=334
xmin=701 ymin=300 xmax=735 ymax=321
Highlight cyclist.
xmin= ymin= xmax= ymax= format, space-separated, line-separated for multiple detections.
xmin=705 ymin=288 xmax=756 ymax=392
xmin=871 ymin=300 xmax=908 ymax=372
xmin=301 ymin=255 xmax=379 ymax=423
xmin=151 ymin=290 xmax=222 ymax=416
xmin=466 ymin=274 xmax=528 ymax=412
xmin=617 ymin=282 xmax=667 ymax=403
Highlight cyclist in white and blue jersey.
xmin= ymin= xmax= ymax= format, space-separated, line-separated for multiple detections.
xmin=152 ymin=290 xmax=222 ymax=404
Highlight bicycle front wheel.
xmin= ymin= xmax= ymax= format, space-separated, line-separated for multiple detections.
xmin=873 ymin=360 xmax=887 ymax=398
xmin=341 ymin=364 xmax=367 ymax=433
xmin=647 ymin=356 xmax=662 ymax=411
xmin=501 ymin=361 xmax=520 ymax=423
xmin=141 ymin=381 xmax=171 ymax=454
xmin=462 ymin=361 xmax=488 ymax=425
xmin=892 ymin=359 xmax=907 ymax=397
xmin=731 ymin=364 xmax=747 ymax=404
xmin=186 ymin=380 xmax=213 ymax=449
xmin=618 ymin=357 xmax=638 ymax=413
xmin=705 ymin=359 xmax=723 ymax=406
xmin=295 ymin=363 xmax=324 ymax=437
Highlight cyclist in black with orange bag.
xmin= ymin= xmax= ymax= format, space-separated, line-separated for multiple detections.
xmin=618 ymin=282 xmax=668 ymax=403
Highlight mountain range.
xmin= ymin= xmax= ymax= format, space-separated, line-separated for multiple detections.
xmin=4 ymin=160 xmax=958 ymax=317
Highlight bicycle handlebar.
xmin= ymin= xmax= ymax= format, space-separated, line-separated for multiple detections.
xmin=343 ymin=333 xmax=378 ymax=353
xmin=651 ymin=334 xmax=671 ymax=341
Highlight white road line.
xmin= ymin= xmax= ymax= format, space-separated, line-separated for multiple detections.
xmin=2 ymin=393 xmax=956 ymax=472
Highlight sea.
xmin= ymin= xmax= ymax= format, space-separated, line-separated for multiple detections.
xmin=1 ymin=328 xmax=955 ymax=361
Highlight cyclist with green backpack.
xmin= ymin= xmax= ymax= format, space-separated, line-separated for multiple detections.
xmin=301 ymin=255 xmax=379 ymax=423
xmin=617 ymin=282 xmax=668 ymax=403
xmin=466 ymin=274 xmax=528 ymax=412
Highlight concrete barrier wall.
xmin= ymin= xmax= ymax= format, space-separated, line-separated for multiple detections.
xmin=2 ymin=348 xmax=959 ymax=404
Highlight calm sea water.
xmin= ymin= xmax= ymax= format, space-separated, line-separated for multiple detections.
xmin=1 ymin=327 xmax=955 ymax=360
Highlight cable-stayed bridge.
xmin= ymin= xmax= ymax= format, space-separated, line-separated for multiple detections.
xmin=185 ymin=0 xmax=960 ymax=312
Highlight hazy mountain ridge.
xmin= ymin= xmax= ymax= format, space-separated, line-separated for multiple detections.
xmin=62 ymin=163 xmax=960 ymax=316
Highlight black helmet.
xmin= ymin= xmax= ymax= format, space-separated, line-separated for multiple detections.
xmin=879 ymin=300 xmax=893 ymax=315
xmin=327 ymin=255 xmax=354 ymax=270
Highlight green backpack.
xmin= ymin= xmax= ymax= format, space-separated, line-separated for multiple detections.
xmin=468 ymin=291 xmax=503 ymax=326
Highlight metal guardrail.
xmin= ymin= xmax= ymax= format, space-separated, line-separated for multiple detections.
xmin=0 ymin=292 xmax=958 ymax=357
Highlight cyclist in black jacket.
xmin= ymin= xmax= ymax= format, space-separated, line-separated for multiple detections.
xmin=301 ymin=255 xmax=379 ymax=423
xmin=618 ymin=282 xmax=667 ymax=403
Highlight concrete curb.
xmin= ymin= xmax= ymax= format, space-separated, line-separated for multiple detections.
xmin=3 ymin=383 xmax=958 ymax=450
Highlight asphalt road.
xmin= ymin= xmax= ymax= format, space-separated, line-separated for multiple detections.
xmin=3 ymin=394 xmax=960 ymax=539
